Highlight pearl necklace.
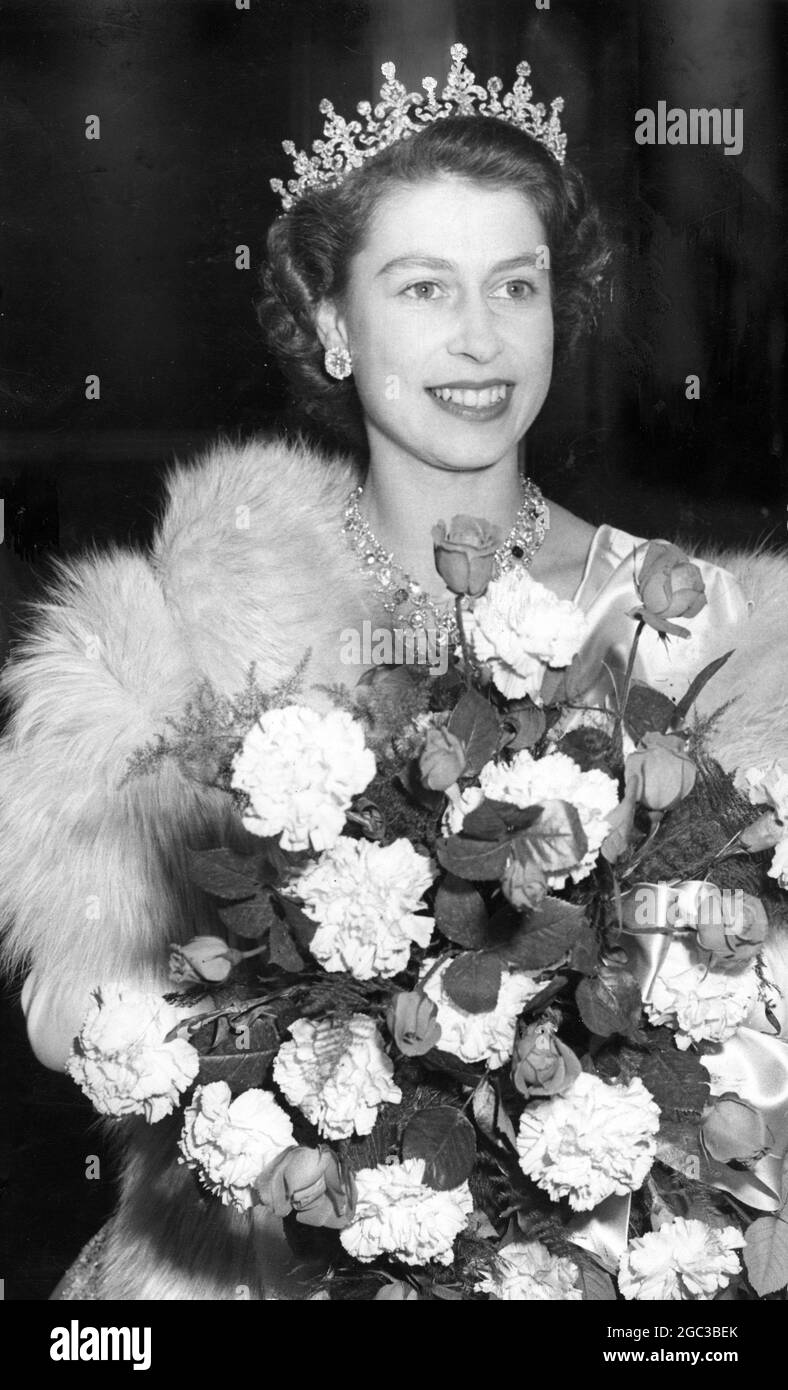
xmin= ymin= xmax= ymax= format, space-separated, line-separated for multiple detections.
xmin=342 ymin=474 xmax=549 ymax=645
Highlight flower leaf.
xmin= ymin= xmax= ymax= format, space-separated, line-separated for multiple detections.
xmin=518 ymin=798 xmax=588 ymax=876
xmin=434 ymin=875 xmax=490 ymax=948
xmin=623 ymin=682 xmax=678 ymax=741
xmin=447 ymin=689 xmax=500 ymax=775
xmin=595 ymin=1028 xmax=710 ymax=1119
xmin=575 ymin=965 xmax=642 ymax=1039
xmin=436 ymin=801 xmax=543 ymax=881
xmin=273 ymin=892 xmax=318 ymax=947
xmin=744 ymin=1215 xmax=788 ymax=1296
xmin=218 ymin=894 xmax=279 ymax=940
xmin=672 ymin=650 xmax=735 ymax=727
xmin=194 ymin=1015 xmax=279 ymax=1094
xmin=186 ymin=847 xmax=261 ymax=901
xmin=268 ymin=917 xmax=306 ymax=973
xmin=419 ymin=1048 xmax=485 ymax=1086
xmin=442 ymin=950 xmax=502 ymax=1014
xmin=493 ymin=898 xmax=587 ymax=970
xmin=570 ymin=923 xmax=601 ymax=976
xmin=402 ymin=1105 xmax=477 ymax=1191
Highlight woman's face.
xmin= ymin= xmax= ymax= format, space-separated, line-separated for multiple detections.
xmin=320 ymin=175 xmax=554 ymax=473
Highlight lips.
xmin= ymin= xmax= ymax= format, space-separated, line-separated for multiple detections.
xmin=426 ymin=381 xmax=513 ymax=421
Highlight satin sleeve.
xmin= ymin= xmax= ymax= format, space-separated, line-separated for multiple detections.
xmin=570 ymin=524 xmax=752 ymax=705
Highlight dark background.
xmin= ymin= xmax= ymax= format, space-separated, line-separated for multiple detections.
xmin=1 ymin=0 xmax=786 ymax=1298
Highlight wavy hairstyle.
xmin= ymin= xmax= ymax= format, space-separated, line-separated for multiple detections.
xmin=257 ymin=115 xmax=612 ymax=451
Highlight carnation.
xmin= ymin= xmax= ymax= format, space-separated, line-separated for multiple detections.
xmin=444 ymin=750 xmax=619 ymax=886
xmin=475 ymin=1241 xmax=582 ymax=1301
xmin=272 ymin=1015 xmax=402 ymax=1140
xmin=66 ymin=984 xmax=200 ymax=1123
xmin=178 ymin=1081 xmax=295 ymax=1210
xmin=230 ymin=704 xmax=375 ymax=852
xmin=421 ymin=959 xmax=543 ymax=1068
xmin=339 ymin=1158 xmax=473 ymax=1266
xmin=292 ymin=836 xmax=435 ymax=980
xmin=517 ymin=1072 xmax=660 ymax=1211
xmin=618 ymin=1218 xmax=744 ymax=1300
xmin=464 ymin=568 xmax=589 ymax=702
xmin=644 ymin=938 xmax=759 ymax=1049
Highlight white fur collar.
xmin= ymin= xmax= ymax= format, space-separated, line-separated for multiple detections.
xmin=151 ymin=433 xmax=372 ymax=696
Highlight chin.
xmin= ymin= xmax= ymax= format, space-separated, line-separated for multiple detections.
xmin=423 ymin=427 xmax=526 ymax=472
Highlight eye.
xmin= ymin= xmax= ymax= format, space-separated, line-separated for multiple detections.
xmin=402 ymin=280 xmax=444 ymax=300
xmin=490 ymin=279 xmax=535 ymax=301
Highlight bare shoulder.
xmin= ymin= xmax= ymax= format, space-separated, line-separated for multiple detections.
xmin=530 ymin=499 xmax=598 ymax=601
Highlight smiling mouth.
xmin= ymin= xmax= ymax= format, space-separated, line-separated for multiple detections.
xmin=425 ymin=381 xmax=513 ymax=421
xmin=427 ymin=383 xmax=511 ymax=408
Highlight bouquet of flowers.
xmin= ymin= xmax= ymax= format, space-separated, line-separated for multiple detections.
xmin=67 ymin=520 xmax=788 ymax=1301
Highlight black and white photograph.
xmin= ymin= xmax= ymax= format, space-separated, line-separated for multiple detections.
xmin=1 ymin=0 xmax=787 ymax=1344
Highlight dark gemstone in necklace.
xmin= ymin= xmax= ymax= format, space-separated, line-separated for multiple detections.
xmin=511 ymin=545 xmax=524 ymax=559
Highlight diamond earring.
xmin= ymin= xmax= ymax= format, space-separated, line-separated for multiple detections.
xmin=324 ymin=346 xmax=353 ymax=380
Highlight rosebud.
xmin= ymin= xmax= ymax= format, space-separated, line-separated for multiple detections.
xmin=739 ymin=811 xmax=785 ymax=853
xmin=633 ymin=541 xmax=707 ymax=636
xmin=432 ymin=515 xmax=502 ymax=598
xmin=700 ymin=1093 xmax=772 ymax=1164
xmin=256 ymin=1145 xmax=355 ymax=1229
xmin=386 ymin=989 xmax=442 ymax=1057
xmin=168 ymin=935 xmax=241 ymax=984
xmin=500 ymin=856 xmax=548 ymax=911
xmin=625 ymin=732 xmax=696 ymax=811
xmin=418 ymin=726 xmax=466 ymax=792
xmin=696 ymin=891 xmax=769 ymax=964
xmin=374 ymin=1280 xmax=419 ymax=1301
xmin=511 ymin=1019 xmax=581 ymax=1098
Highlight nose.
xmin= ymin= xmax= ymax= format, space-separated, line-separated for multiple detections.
xmin=445 ymin=290 xmax=503 ymax=364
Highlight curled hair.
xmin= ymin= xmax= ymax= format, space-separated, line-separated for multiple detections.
xmin=257 ymin=116 xmax=612 ymax=450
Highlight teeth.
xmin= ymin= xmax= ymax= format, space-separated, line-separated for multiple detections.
xmin=430 ymin=385 xmax=508 ymax=407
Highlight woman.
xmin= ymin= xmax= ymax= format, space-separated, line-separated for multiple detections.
xmin=2 ymin=47 xmax=787 ymax=1299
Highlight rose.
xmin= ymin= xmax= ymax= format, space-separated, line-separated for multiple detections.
xmin=431 ymin=515 xmax=502 ymax=597
xmin=500 ymin=857 xmax=548 ymax=911
xmin=511 ymin=1019 xmax=582 ymax=1098
xmin=169 ymin=935 xmax=242 ymax=984
xmin=695 ymin=891 xmax=768 ymax=964
xmin=256 ymin=1144 xmax=355 ymax=1228
xmin=700 ymin=1093 xmax=772 ymax=1164
xmin=625 ymin=732 xmax=696 ymax=811
xmin=374 ymin=1280 xmax=419 ymax=1301
xmin=418 ymin=726 xmax=466 ymax=792
xmin=386 ymin=989 xmax=442 ymax=1056
xmin=739 ymin=811 xmax=785 ymax=852
xmin=632 ymin=541 xmax=707 ymax=636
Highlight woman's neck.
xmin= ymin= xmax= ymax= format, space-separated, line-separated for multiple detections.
xmin=359 ymin=440 xmax=524 ymax=600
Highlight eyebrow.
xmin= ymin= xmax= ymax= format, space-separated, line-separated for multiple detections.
xmin=376 ymin=253 xmax=542 ymax=277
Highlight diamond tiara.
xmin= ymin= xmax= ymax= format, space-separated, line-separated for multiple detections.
xmin=270 ymin=42 xmax=567 ymax=212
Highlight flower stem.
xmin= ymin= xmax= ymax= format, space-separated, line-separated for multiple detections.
xmin=455 ymin=596 xmax=473 ymax=690
xmin=613 ymin=618 xmax=644 ymax=762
